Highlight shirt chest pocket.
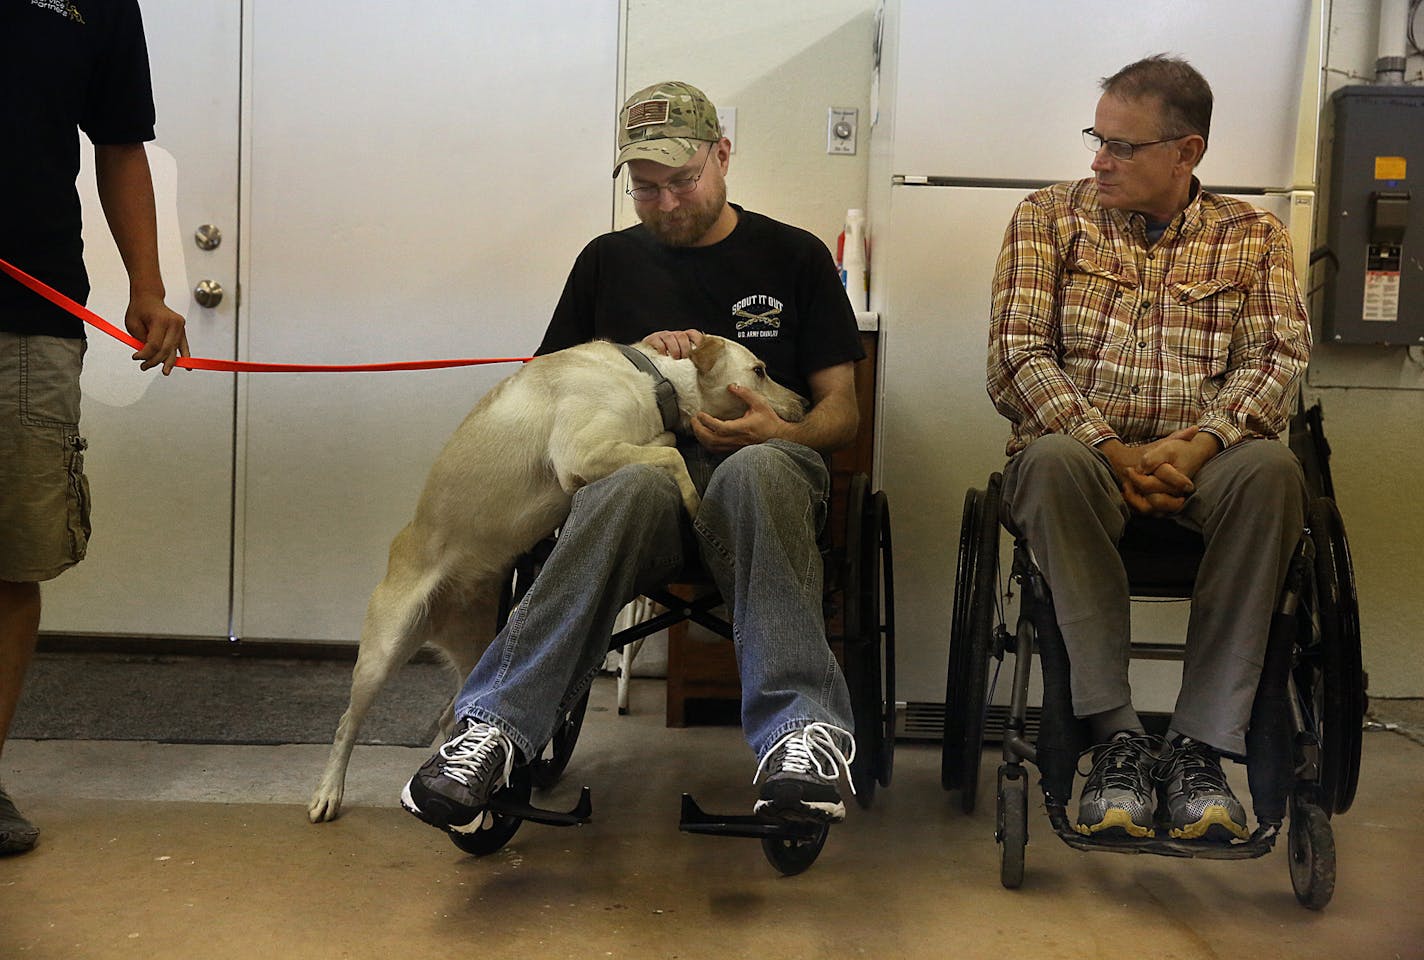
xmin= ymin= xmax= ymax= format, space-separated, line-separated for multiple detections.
xmin=1163 ymin=278 xmax=1244 ymax=367
xmin=1059 ymin=259 xmax=1132 ymax=352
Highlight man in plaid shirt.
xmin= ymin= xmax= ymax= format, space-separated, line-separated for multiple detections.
xmin=987 ymin=56 xmax=1310 ymax=844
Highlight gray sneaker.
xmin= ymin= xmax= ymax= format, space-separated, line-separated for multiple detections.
xmin=1160 ymin=736 xmax=1249 ymax=842
xmin=1074 ymin=731 xmax=1160 ymax=839
xmin=0 ymin=786 xmax=39 ymax=856
xmin=753 ymin=722 xmax=856 ymax=823
xmin=400 ymin=719 xmax=516 ymax=834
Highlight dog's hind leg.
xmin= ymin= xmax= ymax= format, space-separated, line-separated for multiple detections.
xmin=308 ymin=527 xmax=447 ymax=823
xmin=418 ymin=582 xmax=501 ymax=744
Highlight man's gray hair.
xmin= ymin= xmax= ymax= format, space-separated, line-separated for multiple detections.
xmin=1101 ymin=55 xmax=1213 ymax=155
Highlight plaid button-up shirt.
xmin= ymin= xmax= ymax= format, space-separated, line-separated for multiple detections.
xmin=987 ymin=178 xmax=1310 ymax=456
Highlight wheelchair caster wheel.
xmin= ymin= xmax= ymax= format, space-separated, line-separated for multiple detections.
xmin=760 ymin=823 xmax=829 ymax=876
xmin=996 ymin=765 xmax=1027 ymax=889
xmin=447 ymin=767 xmax=532 ymax=857
xmin=1288 ymin=795 xmax=1336 ymax=910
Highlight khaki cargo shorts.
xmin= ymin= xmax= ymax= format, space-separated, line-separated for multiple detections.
xmin=0 ymin=332 xmax=91 ymax=583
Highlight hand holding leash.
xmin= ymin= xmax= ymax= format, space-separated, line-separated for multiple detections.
xmin=124 ymin=291 xmax=189 ymax=375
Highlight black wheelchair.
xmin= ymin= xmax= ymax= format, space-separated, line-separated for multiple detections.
xmin=438 ymin=473 xmax=896 ymax=875
xmin=942 ymin=403 xmax=1364 ymax=909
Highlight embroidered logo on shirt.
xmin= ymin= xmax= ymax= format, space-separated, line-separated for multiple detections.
xmin=30 ymin=0 xmax=85 ymax=23
xmin=731 ymin=295 xmax=783 ymax=339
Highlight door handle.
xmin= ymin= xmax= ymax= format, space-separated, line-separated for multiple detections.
xmin=194 ymin=224 xmax=222 ymax=251
xmin=194 ymin=279 xmax=224 ymax=308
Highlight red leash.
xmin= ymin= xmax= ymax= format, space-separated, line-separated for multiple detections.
xmin=0 ymin=256 xmax=532 ymax=373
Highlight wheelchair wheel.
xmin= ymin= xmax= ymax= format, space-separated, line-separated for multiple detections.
xmin=942 ymin=474 xmax=1002 ymax=813
xmin=447 ymin=765 xmax=532 ymax=857
xmin=870 ymin=490 xmax=896 ymax=790
xmin=529 ymin=687 xmax=591 ymax=791
xmin=1298 ymin=498 xmax=1364 ymax=816
xmin=1288 ymin=791 xmax=1336 ymax=910
xmin=941 ymin=486 xmax=979 ymax=792
xmin=761 ymin=823 xmax=830 ymax=876
xmin=996 ymin=764 xmax=1027 ymax=889
xmin=846 ymin=478 xmax=896 ymax=807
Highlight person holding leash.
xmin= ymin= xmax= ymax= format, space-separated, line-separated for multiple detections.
xmin=402 ymin=80 xmax=866 ymax=835
xmin=1 ymin=0 xmax=189 ymax=855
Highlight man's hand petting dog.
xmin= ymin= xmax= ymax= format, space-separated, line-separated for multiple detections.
xmin=643 ymin=328 xmax=703 ymax=359
xmin=693 ymin=384 xmax=786 ymax=452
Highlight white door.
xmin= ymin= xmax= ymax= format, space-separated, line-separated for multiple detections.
xmin=43 ymin=0 xmax=241 ymax=638
xmin=236 ymin=1 xmax=619 ymax=641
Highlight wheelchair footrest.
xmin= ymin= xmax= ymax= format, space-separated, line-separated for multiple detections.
xmin=488 ymin=786 xmax=593 ymax=827
xmin=1046 ymin=806 xmax=1280 ymax=860
xmin=678 ymin=793 xmax=826 ymax=841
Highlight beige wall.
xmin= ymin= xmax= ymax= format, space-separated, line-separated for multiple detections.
xmin=621 ymin=0 xmax=875 ymax=254
xmin=1310 ymin=0 xmax=1424 ymax=697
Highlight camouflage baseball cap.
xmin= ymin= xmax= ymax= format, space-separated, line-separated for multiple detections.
xmin=612 ymin=80 xmax=721 ymax=177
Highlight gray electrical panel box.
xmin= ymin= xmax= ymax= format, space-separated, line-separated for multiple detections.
xmin=1323 ymin=86 xmax=1424 ymax=345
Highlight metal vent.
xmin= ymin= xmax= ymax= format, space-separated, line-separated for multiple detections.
xmin=896 ymin=701 xmax=1043 ymax=743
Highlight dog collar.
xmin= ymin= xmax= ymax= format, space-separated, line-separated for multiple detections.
xmin=616 ymin=343 xmax=680 ymax=432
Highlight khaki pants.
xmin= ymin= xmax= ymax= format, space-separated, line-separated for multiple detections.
xmin=1001 ymin=433 xmax=1307 ymax=756
xmin=0 ymin=332 xmax=90 ymax=583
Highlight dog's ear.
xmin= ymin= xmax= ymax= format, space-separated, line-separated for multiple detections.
xmin=690 ymin=336 xmax=724 ymax=375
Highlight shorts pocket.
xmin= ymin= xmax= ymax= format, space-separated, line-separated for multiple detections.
xmin=20 ymin=336 xmax=84 ymax=429
xmin=65 ymin=433 xmax=92 ymax=562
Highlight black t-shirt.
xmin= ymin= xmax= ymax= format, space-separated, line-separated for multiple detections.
xmin=538 ymin=205 xmax=864 ymax=400
xmin=0 ymin=0 xmax=157 ymax=338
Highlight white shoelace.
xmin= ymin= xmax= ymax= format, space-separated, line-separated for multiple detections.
xmin=439 ymin=722 xmax=515 ymax=790
xmin=753 ymin=722 xmax=858 ymax=795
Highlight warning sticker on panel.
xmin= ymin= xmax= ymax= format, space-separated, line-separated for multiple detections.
xmin=1362 ymin=243 xmax=1401 ymax=323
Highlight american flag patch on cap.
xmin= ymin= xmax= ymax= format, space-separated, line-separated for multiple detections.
xmin=626 ymin=99 xmax=670 ymax=129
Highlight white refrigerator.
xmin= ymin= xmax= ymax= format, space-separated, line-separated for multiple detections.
xmin=866 ymin=0 xmax=1324 ymax=720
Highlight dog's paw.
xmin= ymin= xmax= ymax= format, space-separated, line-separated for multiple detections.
xmin=308 ymin=790 xmax=343 ymax=823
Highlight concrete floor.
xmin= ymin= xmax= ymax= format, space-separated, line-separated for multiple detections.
xmin=2 ymin=677 xmax=1421 ymax=960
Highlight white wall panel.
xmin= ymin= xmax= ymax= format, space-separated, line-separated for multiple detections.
xmin=889 ymin=0 xmax=1314 ymax=189
xmin=238 ymin=1 xmax=618 ymax=641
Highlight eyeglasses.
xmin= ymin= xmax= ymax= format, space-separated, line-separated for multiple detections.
xmin=625 ymin=143 xmax=714 ymax=202
xmin=1082 ymin=127 xmax=1187 ymax=160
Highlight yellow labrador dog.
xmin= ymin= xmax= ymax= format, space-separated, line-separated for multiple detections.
xmin=308 ymin=335 xmax=806 ymax=822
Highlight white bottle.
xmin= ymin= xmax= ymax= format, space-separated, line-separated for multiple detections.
xmin=842 ymin=208 xmax=867 ymax=312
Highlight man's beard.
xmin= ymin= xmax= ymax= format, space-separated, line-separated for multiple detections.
xmin=640 ymin=177 xmax=727 ymax=247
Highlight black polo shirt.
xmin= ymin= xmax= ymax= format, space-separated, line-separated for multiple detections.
xmin=538 ymin=206 xmax=863 ymax=400
xmin=1 ymin=0 xmax=157 ymax=338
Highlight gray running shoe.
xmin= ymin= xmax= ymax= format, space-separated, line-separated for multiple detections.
xmin=753 ymin=722 xmax=856 ymax=823
xmin=1074 ymin=731 xmax=1160 ymax=839
xmin=0 ymin=786 xmax=39 ymax=855
xmin=1160 ymin=736 xmax=1249 ymax=841
xmin=400 ymin=719 xmax=516 ymax=834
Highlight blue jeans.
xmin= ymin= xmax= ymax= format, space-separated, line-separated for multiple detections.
xmin=453 ymin=438 xmax=854 ymax=763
